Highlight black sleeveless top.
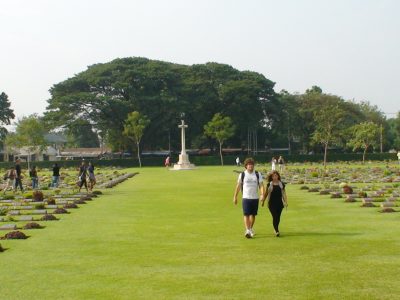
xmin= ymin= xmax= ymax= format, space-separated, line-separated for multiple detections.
xmin=267 ymin=182 xmax=285 ymax=209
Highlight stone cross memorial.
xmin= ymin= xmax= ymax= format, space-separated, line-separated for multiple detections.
xmin=172 ymin=120 xmax=196 ymax=170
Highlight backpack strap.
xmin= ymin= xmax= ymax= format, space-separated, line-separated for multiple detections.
xmin=255 ymin=171 xmax=259 ymax=185
xmin=241 ymin=172 xmax=245 ymax=191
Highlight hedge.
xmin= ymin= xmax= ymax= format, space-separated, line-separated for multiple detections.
xmin=0 ymin=152 xmax=397 ymax=169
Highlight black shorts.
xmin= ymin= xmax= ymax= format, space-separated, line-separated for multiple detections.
xmin=242 ymin=198 xmax=259 ymax=216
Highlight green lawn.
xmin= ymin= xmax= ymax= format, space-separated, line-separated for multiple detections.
xmin=1 ymin=166 xmax=400 ymax=299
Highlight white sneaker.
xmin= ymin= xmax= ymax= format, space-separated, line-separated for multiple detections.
xmin=245 ymin=229 xmax=252 ymax=238
xmin=250 ymin=228 xmax=255 ymax=238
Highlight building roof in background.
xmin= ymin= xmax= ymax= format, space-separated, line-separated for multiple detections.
xmin=60 ymin=148 xmax=110 ymax=157
xmin=44 ymin=133 xmax=68 ymax=143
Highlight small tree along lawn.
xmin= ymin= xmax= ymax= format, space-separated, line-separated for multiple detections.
xmin=204 ymin=113 xmax=235 ymax=166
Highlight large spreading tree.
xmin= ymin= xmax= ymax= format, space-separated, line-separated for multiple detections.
xmin=44 ymin=57 xmax=279 ymax=153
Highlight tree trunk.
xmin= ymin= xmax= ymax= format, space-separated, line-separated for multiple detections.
xmin=219 ymin=141 xmax=223 ymax=166
xmin=363 ymin=145 xmax=368 ymax=164
xmin=137 ymin=142 xmax=142 ymax=168
xmin=323 ymin=143 xmax=328 ymax=173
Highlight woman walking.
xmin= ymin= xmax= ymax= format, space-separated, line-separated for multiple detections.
xmin=262 ymin=170 xmax=288 ymax=237
xmin=88 ymin=162 xmax=96 ymax=191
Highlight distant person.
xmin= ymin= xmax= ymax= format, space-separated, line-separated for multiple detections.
xmin=78 ymin=161 xmax=88 ymax=193
xmin=398 ymin=151 xmax=400 ymax=164
xmin=278 ymin=155 xmax=285 ymax=172
xmin=14 ymin=159 xmax=24 ymax=192
xmin=233 ymin=158 xmax=265 ymax=239
xmin=88 ymin=161 xmax=96 ymax=191
xmin=262 ymin=170 xmax=288 ymax=237
xmin=3 ymin=167 xmax=16 ymax=194
xmin=164 ymin=156 xmax=170 ymax=168
xmin=52 ymin=163 xmax=60 ymax=187
xmin=271 ymin=157 xmax=277 ymax=171
xmin=29 ymin=165 xmax=39 ymax=189
xmin=235 ymin=157 xmax=240 ymax=167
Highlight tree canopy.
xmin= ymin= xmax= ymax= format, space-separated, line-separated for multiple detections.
xmin=44 ymin=57 xmax=279 ymax=152
xmin=0 ymin=92 xmax=15 ymax=141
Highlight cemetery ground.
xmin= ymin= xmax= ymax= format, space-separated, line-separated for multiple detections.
xmin=1 ymin=164 xmax=400 ymax=299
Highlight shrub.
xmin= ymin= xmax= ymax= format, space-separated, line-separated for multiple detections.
xmin=46 ymin=198 xmax=56 ymax=205
xmin=92 ymin=190 xmax=103 ymax=195
xmin=358 ymin=191 xmax=368 ymax=198
xmin=23 ymin=222 xmax=43 ymax=229
xmin=381 ymin=208 xmax=396 ymax=213
xmin=2 ymin=231 xmax=28 ymax=239
xmin=0 ymin=243 xmax=3 ymax=252
xmin=40 ymin=214 xmax=57 ymax=221
xmin=342 ymin=186 xmax=353 ymax=194
xmin=53 ymin=208 xmax=68 ymax=214
xmin=23 ymin=192 xmax=33 ymax=199
xmin=74 ymin=199 xmax=86 ymax=204
xmin=35 ymin=204 xmax=45 ymax=209
xmin=33 ymin=190 xmax=44 ymax=202
xmin=64 ymin=203 xmax=78 ymax=209
xmin=0 ymin=207 xmax=7 ymax=216
xmin=3 ymin=194 xmax=15 ymax=200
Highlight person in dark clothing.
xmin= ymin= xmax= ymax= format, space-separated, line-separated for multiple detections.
xmin=262 ymin=170 xmax=288 ymax=237
xmin=78 ymin=161 xmax=88 ymax=192
xmin=52 ymin=163 xmax=60 ymax=187
xmin=87 ymin=162 xmax=96 ymax=191
xmin=30 ymin=165 xmax=39 ymax=189
xmin=14 ymin=159 xmax=24 ymax=192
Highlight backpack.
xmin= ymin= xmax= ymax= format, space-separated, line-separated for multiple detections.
xmin=241 ymin=171 xmax=260 ymax=192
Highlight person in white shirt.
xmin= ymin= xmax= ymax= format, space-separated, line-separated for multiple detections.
xmin=271 ymin=157 xmax=277 ymax=171
xmin=235 ymin=157 xmax=240 ymax=166
xmin=233 ymin=158 xmax=265 ymax=238
xmin=397 ymin=151 xmax=400 ymax=164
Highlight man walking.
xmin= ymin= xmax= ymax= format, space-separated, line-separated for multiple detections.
xmin=233 ymin=158 xmax=264 ymax=238
xmin=14 ymin=159 xmax=24 ymax=192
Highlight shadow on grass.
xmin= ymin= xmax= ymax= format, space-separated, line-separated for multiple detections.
xmin=254 ymin=232 xmax=361 ymax=239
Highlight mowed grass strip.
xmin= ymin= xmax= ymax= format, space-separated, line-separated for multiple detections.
xmin=1 ymin=166 xmax=400 ymax=300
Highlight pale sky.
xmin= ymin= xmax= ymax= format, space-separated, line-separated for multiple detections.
xmin=0 ymin=0 xmax=399 ymax=121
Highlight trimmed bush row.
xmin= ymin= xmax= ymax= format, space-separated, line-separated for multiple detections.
xmin=0 ymin=152 xmax=396 ymax=168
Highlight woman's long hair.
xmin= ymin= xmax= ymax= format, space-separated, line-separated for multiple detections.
xmin=267 ymin=170 xmax=281 ymax=182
